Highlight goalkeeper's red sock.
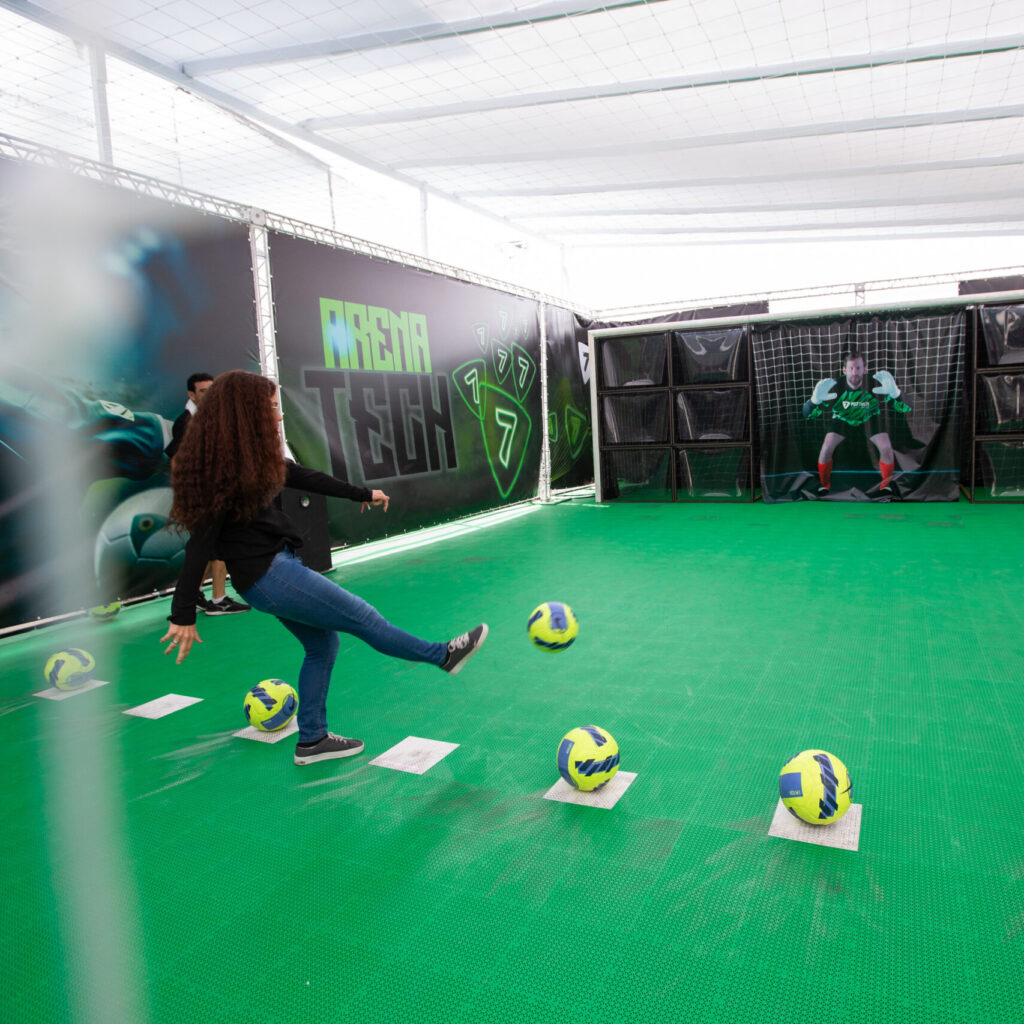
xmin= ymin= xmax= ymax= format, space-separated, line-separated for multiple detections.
xmin=879 ymin=461 xmax=894 ymax=488
xmin=818 ymin=460 xmax=832 ymax=488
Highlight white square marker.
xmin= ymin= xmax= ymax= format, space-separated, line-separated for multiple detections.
xmin=34 ymin=679 xmax=110 ymax=701
xmin=233 ymin=719 xmax=298 ymax=743
xmin=124 ymin=694 xmax=203 ymax=719
xmin=768 ymin=799 xmax=863 ymax=851
xmin=369 ymin=736 xmax=459 ymax=774
xmin=543 ymin=770 xmax=637 ymax=809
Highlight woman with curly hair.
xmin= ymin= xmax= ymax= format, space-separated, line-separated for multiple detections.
xmin=160 ymin=370 xmax=487 ymax=764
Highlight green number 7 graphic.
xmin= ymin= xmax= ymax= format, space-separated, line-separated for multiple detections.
xmin=494 ymin=407 xmax=518 ymax=468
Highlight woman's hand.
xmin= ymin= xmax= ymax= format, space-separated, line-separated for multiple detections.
xmin=361 ymin=489 xmax=390 ymax=513
xmin=159 ymin=623 xmax=201 ymax=664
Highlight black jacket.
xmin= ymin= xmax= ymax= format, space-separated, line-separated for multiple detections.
xmin=169 ymin=461 xmax=372 ymax=625
xmin=164 ymin=408 xmax=192 ymax=459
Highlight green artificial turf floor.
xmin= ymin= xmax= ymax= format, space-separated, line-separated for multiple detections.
xmin=2 ymin=495 xmax=1023 ymax=1023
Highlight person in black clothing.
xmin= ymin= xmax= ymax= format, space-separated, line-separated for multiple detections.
xmin=166 ymin=372 xmax=249 ymax=615
xmin=160 ymin=370 xmax=487 ymax=765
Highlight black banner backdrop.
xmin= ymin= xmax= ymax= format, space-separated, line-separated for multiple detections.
xmin=268 ymin=232 xmax=542 ymax=542
xmin=0 ymin=158 xmax=258 ymax=628
xmin=752 ymin=310 xmax=966 ymax=503
xmin=544 ymin=304 xmax=593 ymax=489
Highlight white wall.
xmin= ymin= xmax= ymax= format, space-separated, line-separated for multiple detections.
xmin=563 ymin=236 xmax=1024 ymax=313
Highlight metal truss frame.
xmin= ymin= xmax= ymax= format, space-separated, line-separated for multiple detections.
xmin=0 ymin=131 xmax=566 ymax=498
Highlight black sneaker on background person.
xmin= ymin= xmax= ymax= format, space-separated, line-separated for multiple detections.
xmin=816 ymin=486 xmax=830 ymax=498
xmin=294 ymin=733 xmax=365 ymax=765
xmin=443 ymin=623 xmax=489 ymax=675
xmin=204 ymin=596 xmax=251 ymax=615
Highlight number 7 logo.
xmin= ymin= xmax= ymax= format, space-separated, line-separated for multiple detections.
xmin=494 ymin=408 xmax=518 ymax=468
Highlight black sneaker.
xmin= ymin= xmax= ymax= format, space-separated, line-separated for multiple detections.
xmin=816 ymin=486 xmax=830 ymax=498
xmin=195 ymin=592 xmax=214 ymax=612
xmin=204 ymin=596 xmax=251 ymax=615
xmin=294 ymin=733 xmax=365 ymax=765
xmin=443 ymin=623 xmax=488 ymax=675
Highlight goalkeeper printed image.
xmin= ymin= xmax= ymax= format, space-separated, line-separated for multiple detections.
xmin=803 ymin=350 xmax=910 ymax=500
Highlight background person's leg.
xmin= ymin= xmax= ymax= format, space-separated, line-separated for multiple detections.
xmin=210 ymin=560 xmax=227 ymax=600
xmin=204 ymin=560 xmax=251 ymax=615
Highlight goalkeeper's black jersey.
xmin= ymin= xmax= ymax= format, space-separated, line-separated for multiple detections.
xmin=806 ymin=374 xmax=910 ymax=427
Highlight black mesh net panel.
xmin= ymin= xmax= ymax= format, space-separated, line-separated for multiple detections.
xmin=597 ymin=335 xmax=667 ymax=388
xmin=977 ymin=374 xmax=1024 ymax=434
xmin=601 ymin=447 xmax=672 ymax=500
xmin=672 ymin=328 xmax=748 ymax=384
xmin=675 ymin=388 xmax=748 ymax=441
xmin=601 ymin=393 xmax=670 ymax=444
xmin=676 ymin=447 xmax=752 ymax=500
xmin=978 ymin=306 xmax=1024 ymax=367
xmin=976 ymin=440 xmax=1024 ymax=498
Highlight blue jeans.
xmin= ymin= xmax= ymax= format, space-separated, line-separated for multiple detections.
xmin=240 ymin=549 xmax=447 ymax=742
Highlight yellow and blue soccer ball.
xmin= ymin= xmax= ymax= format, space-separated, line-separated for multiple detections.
xmin=557 ymin=725 xmax=619 ymax=791
xmin=243 ymin=680 xmax=299 ymax=732
xmin=528 ymin=601 xmax=578 ymax=651
xmin=89 ymin=600 xmax=122 ymax=623
xmin=44 ymin=649 xmax=96 ymax=691
xmin=778 ymin=749 xmax=852 ymax=825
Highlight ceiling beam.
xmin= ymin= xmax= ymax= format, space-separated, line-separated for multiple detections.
xmin=181 ymin=1 xmax=667 ymax=76
xmin=303 ymin=34 xmax=1024 ymax=130
xmin=454 ymin=153 xmax=1024 ymax=197
xmin=543 ymin=211 xmax=1024 ymax=235
xmin=392 ymin=104 xmax=1024 ymax=168
xmin=569 ymin=227 xmax=1024 ymax=247
xmin=0 ymin=0 xmax=557 ymax=245
xmin=503 ymin=189 xmax=1024 ymax=218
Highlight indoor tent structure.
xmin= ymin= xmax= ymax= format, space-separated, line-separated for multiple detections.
xmin=1 ymin=0 xmax=1023 ymax=309
xmin=2 ymin=6 xmax=1024 ymax=1024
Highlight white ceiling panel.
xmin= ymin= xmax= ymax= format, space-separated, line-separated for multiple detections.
xmin=3 ymin=0 xmax=1024 ymax=253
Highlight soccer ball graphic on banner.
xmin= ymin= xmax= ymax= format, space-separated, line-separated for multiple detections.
xmin=557 ymin=725 xmax=620 ymax=791
xmin=89 ymin=600 xmax=122 ymax=622
xmin=778 ymin=749 xmax=852 ymax=825
xmin=527 ymin=601 xmax=579 ymax=651
xmin=243 ymin=680 xmax=299 ymax=732
xmin=44 ymin=649 xmax=96 ymax=691
xmin=94 ymin=488 xmax=186 ymax=594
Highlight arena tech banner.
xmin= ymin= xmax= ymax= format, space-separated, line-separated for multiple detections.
xmin=751 ymin=310 xmax=966 ymax=502
xmin=0 ymin=158 xmax=258 ymax=629
xmin=268 ymin=232 xmax=542 ymax=542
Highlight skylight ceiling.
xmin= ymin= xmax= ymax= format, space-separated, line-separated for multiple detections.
xmin=9 ymin=0 xmax=1024 ymax=248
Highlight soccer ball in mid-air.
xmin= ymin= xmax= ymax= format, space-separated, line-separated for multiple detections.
xmin=243 ymin=680 xmax=299 ymax=732
xmin=527 ymin=601 xmax=578 ymax=651
xmin=94 ymin=488 xmax=186 ymax=596
xmin=44 ymin=649 xmax=96 ymax=691
xmin=778 ymin=749 xmax=852 ymax=825
xmin=557 ymin=725 xmax=620 ymax=792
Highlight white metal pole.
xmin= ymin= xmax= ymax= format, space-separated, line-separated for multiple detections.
xmin=89 ymin=46 xmax=113 ymax=166
xmin=537 ymin=302 xmax=551 ymax=501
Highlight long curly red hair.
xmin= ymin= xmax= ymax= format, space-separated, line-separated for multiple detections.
xmin=170 ymin=370 xmax=286 ymax=531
